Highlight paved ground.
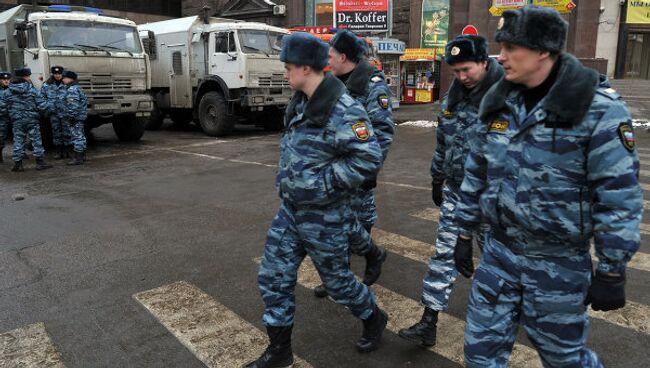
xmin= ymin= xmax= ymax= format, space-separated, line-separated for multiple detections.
xmin=1 ymin=120 xmax=649 ymax=367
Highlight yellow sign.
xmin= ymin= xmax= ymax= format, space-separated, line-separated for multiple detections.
xmin=400 ymin=48 xmax=436 ymax=61
xmin=415 ymin=89 xmax=433 ymax=103
xmin=490 ymin=0 xmax=576 ymax=16
xmin=533 ymin=0 xmax=576 ymax=13
xmin=627 ymin=0 xmax=650 ymax=24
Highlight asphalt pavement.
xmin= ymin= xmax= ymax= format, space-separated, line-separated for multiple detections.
xmin=1 ymin=119 xmax=649 ymax=367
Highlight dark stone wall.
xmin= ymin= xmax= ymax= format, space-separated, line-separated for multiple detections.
xmin=12 ymin=0 xmax=182 ymax=16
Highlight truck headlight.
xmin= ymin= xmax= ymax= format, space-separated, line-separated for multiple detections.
xmin=138 ymin=101 xmax=152 ymax=110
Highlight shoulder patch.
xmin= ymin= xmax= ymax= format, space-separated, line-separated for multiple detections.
xmin=618 ymin=122 xmax=635 ymax=152
xmin=352 ymin=121 xmax=370 ymax=141
xmin=371 ymin=76 xmax=383 ymax=83
xmin=596 ymin=87 xmax=621 ymax=101
xmin=377 ymin=94 xmax=390 ymax=109
xmin=442 ymin=109 xmax=454 ymax=118
xmin=488 ymin=120 xmax=509 ymax=132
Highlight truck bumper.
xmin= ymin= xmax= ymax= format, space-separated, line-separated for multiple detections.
xmin=88 ymin=94 xmax=153 ymax=117
xmin=240 ymin=88 xmax=292 ymax=108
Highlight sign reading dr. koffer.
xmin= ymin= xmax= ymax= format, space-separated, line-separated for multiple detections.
xmin=334 ymin=0 xmax=389 ymax=32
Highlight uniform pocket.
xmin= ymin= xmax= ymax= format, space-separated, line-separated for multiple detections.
xmin=467 ymin=267 xmax=505 ymax=327
xmin=528 ymin=186 xmax=592 ymax=242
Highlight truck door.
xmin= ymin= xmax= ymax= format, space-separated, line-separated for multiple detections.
xmin=210 ymin=31 xmax=240 ymax=87
xmin=24 ymin=23 xmax=44 ymax=87
xmin=168 ymin=44 xmax=191 ymax=108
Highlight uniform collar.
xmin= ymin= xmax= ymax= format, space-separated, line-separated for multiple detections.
xmin=346 ymin=59 xmax=376 ymax=97
xmin=447 ymin=58 xmax=504 ymax=111
xmin=286 ymin=73 xmax=347 ymax=126
xmin=480 ymin=53 xmax=599 ymax=126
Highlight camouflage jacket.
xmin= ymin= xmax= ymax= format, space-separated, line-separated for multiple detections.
xmin=277 ymin=73 xmax=383 ymax=207
xmin=344 ymin=59 xmax=395 ymax=161
xmin=40 ymin=78 xmax=67 ymax=114
xmin=3 ymin=79 xmax=47 ymax=123
xmin=431 ymin=58 xmax=504 ymax=186
xmin=456 ymin=53 xmax=642 ymax=274
xmin=60 ymin=82 xmax=88 ymax=122
xmin=0 ymin=86 xmax=9 ymax=120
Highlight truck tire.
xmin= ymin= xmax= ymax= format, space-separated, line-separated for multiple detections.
xmin=198 ymin=91 xmax=233 ymax=137
xmin=113 ymin=115 xmax=146 ymax=142
xmin=145 ymin=103 xmax=165 ymax=130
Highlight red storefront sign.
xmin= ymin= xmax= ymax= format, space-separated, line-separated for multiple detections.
xmin=334 ymin=0 xmax=390 ymax=32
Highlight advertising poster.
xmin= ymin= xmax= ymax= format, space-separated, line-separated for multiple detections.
xmin=421 ymin=0 xmax=450 ymax=54
xmin=627 ymin=0 xmax=650 ymax=24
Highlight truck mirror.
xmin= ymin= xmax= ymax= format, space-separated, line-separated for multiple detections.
xmin=14 ymin=22 xmax=28 ymax=49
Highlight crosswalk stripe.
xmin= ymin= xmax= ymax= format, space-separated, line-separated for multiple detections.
xmin=133 ymin=281 xmax=312 ymax=368
xmin=251 ymin=258 xmax=542 ymax=367
xmin=373 ymin=228 xmax=650 ymax=335
xmin=0 ymin=322 xmax=65 ymax=368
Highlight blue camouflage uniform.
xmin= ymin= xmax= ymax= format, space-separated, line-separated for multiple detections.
xmin=257 ymin=73 xmax=383 ymax=326
xmin=456 ymin=53 xmax=642 ymax=367
xmin=0 ymin=85 xmax=9 ymax=159
xmin=3 ymin=79 xmax=48 ymax=162
xmin=344 ymin=59 xmax=395 ymax=255
xmin=422 ymin=58 xmax=503 ymax=311
xmin=41 ymin=77 xmax=70 ymax=147
xmin=60 ymin=81 xmax=88 ymax=153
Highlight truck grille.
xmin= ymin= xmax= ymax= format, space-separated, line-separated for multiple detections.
xmin=78 ymin=78 xmax=133 ymax=93
xmin=252 ymin=73 xmax=289 ymax=88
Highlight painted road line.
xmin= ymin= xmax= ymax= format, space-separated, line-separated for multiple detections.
xmin=373 ymin=227 xmax=650 ymax=335
xmin=133 ymin=281 xmax=311 ymax=368
xmin=0 ymin=322 xmax=65 ymax=368
xmin=251 ymin=258 xmax=542 ymax=367
xmin=410 ymin=207 xmax=440 ymax=222
xmin=379 ymin=181 xmax=429 ymax=191
xmin=166 ymin=149 xmax=279 ymax=168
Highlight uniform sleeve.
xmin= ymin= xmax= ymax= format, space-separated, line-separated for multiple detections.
xmin=430 ymin=97 xmax=448 ymax=183
xmin=587 ymin=102 xmax=643 ymax=274
xmin=456 ymin=122 xmax=489 ymax=237
xmin=327 ymin=106 xmax=383 ymax=192
xmin=366 ymin=77 xmax=395 ymax=162
xmin=34 ymin=88 xmax=48 ymax=113
xmin=65 ymin=87 xmax=85 ymax=121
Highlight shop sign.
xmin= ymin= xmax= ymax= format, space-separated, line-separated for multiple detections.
xmin=400 ymin=48 xmax=436 ymax=61
xmin=421 ymin=0 xmax=449 ymax=54
xmin=490 ymin=0 xmax=576 ymax=15
xmin=533 ymin=0 xmax=576 ymax=13
xmin=627 ymin=0 xmax=650 ymax=24
xmin=334 ymin=0 xmax=389 ymax=32
xmin=489 ymin=0 xmax=527 ymax=16
xmin=375 ymin=40 xmax=406 ymax=54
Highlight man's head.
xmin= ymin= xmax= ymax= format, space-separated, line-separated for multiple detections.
xmin=51 ymin=66 xmax=64 ymax=81
xmin=0 ymin=72 xmax=11 ymax=87
xmin=62 ymin=70 xmax=78 ymax=85
xmin=14 ymin=68 xmax=31 ymax=82
xmin=445 ymin=35 xmax=489 ymax=89
xmin=495 ymin=6 xmax=567 ymax=86
xmin=328 ymin=30 xmax=365 ymax=76
xmin=280 ymin=33 xmax=328 ymax=91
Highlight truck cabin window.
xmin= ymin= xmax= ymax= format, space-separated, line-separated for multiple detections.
xmin=215 ymin=32 xmax=236 ymax=53
xmin=238 ymin=30 xmax=284 ymax=56
xmin=41 ymin=20 xmax=142 ymax=54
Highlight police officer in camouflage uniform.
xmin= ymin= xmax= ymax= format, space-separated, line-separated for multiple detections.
xmin=248 ymin=33 xmax=388 ymax=368
xmin=2 ymin=68 xmax=51 ymax=172
xmin=398 ymin=35 xmax=504 ymax=348
xmin=311 ymin=30 xmax=396 ymax=298
xmin=454 ymin=7 xmax=643 ymax=367
xmin=61 ymin=71 xmax=88 ymax=165
xmin=0 ymin=72 xmax=11 ymax=163
xmin=41 ymin=66 xmax=70 ymax=159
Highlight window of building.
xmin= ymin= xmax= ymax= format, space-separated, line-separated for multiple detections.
xmin=625 ymin=32 xmax=650 ymax=80
xmin=315 ymin=0 xmax=333 ymax=26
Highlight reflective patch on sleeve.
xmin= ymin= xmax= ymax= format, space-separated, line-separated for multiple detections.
xmin=352 ymin=121 xmax=370 ymax=141
xmin=371 ymin=76 xmax=383 ymax=83
xmin=377 ymin=94 xmax=390 ymax=110
xmin=488 ymin=120 xmax=509 ymax=132
xmin=618 ymin=122 xmax=635 ymax=152
xmin=442 ymin=109 xmax=454 ymax=118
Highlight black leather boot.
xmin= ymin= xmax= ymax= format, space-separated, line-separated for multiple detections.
xmin=398 ymin=307 xmax=438 ymax=347
xmin=11 ymin=160 xmax=24 ymax=172
xmin=35 ymin=157 xmax=52 ymax=170
xmin=245 ymin=325 xmax=293 ymax=368
xmin=67 ymin=151 xmax=84 ymax=166
xmin=53 ymin=145 xmax=64 ymax=160
xmin=356 ymin=305 xmax=388 ymax=353
xmin=313 ymin=284 xmax=328 ymax=298
xmin=363 ymin=244 xmax=387 ymax=286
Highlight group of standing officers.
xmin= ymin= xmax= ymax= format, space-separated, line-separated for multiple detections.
xmin=248 ymin=5 xmax=642 ymax=368
xmin=0 ymin=65 xmax=88 ymax=171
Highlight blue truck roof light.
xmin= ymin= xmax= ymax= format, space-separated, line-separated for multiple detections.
xmin=47 ymin=5 xmax=72 ymax=12
xmin=84 ymin=7 xmax=103 ymax=15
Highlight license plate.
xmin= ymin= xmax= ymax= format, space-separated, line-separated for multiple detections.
xmin=94 ymin=104 xmax=117 ymax=111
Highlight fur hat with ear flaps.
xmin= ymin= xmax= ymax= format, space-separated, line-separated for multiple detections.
xmin=495 ymin=5 xmax=568 ymax=54
xmin=280 ymin=32 xmax=329 ymax=71
xmin=444 ymin=35 xmax=488 ymax=65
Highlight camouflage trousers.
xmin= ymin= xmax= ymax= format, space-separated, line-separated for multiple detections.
xmin=464 ymin=233 xmax=603 ymax=368
xmin=51 ymin=115 xmax=71 ymax=147
xmin=0 ymin=118 xmax=8 ymax=153
xmin=347 ymin=189 xmax=377 ymax=256
xmin=422 ymin=184 xmax=487 ymax=311
xmin=12 ymin=120 xmax=45 ymax=162
xmin=258 ymin=201 xmax=377 ymax=326
xmin=70 ymin=121 xmax=86 ymax=152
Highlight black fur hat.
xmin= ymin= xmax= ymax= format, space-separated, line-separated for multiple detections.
xmin=330 ymin=30 xmax=364 ymax=63
xmin=14 ymin=68 xmax=31 ymax=77
xmin=51 ymin=65 xmax=64 ymax=74
xmin=495 ymin=5 xmax=568 ymax=54
xmin=280 ymin=32 xmax=329 ymax=70
xmin=0 ymin=72 xmax=11 ymax=80
xmin=62 ymin=70 xmax=78 ymax=80
xmin=444 ymin=35 xmax=488 ymax=65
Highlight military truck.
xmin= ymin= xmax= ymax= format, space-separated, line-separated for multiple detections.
xmin=138 ymin=16 xmax=292 ymax=136
xmin=0 ymin=4 xmax=152 ymax=142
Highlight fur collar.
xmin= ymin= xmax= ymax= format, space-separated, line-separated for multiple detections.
xmin=346 ymin=59 xmax=376 ymax=97
xmin=447 ymin=58 xmax=504 ymax=111
xmin=479 ymin=53 xmax=599 ymax=125
xmin=286 ymin=73 xmax=347 ymax=126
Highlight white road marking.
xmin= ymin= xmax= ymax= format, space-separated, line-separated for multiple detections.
xmin=0 ymin=322 xmax=65 ymax=368
xmin=166 ymin=149 xmax=279 ymax=168
xmin=133 ymin=281 xmax=311 ymax=368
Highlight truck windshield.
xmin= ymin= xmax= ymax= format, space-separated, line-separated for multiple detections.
xmin=41 ymin=20 xmax=142 ymax=54
xmin=238 ymin=30 xmax=285 ymax=56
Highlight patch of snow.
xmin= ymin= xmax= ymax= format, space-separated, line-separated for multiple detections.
xmin=399 ymin=120 xmax=438 ymax=128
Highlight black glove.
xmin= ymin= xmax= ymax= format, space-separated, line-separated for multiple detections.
xmin=432 ymin=182 xmax=443 ymax=207
xmin=454 ymin=236 xmax=474 ymax=278
xmin=585 ymin=271 xmax=626 ymax=311
xmin=361 ymin=179 xmax=377 ymax=191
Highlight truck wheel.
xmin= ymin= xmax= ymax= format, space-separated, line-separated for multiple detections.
xmin=145 ymin=103 xmax=165 ymax=130
xmin=198 ymin=91 xmax=233 ymax=137
xmin=169 ymin=109 xmax=193 ymax=126
xmin=113 ymin=115 xmax=146 ymax=142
